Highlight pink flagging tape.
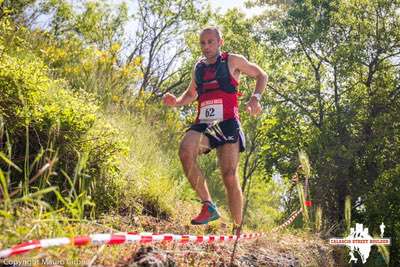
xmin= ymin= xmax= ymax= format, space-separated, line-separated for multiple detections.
xmin=0 ymin=232 xmax=265 ymax=259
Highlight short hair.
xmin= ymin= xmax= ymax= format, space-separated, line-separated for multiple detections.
xmin=200 ymin=26 xmax=223 ymax=40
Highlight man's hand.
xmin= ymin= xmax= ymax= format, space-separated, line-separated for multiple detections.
xmin=245 ymin=97 xmax=262 ymax=116
xmin=162 ymin=93 xmax=177 ymax=107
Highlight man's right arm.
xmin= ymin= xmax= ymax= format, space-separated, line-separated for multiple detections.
xmin=162 ymin=69 xmax=198 ymax=107
xmin=174 ymin=77 xmax=197 ymax=107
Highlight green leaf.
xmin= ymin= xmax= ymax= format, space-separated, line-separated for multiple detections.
xmin=0 ymin=151 xmax=22 ymax=172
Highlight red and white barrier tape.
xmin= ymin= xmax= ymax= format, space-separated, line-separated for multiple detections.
xmin=0 ymin=232 xmax=265 ymax=259
xmin=0 ymin=208 xmax=304 ymax=259
xmin=272 ymin=208 xmax=303 ymax=232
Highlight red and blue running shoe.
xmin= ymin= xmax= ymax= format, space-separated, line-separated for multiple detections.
xmin=191 ymin=201 xmax=221 ymax=225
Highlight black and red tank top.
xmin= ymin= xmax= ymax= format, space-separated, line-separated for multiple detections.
xmin=194 ymin=52 xmax=240 ymax=124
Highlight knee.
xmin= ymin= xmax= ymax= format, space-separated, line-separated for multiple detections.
xmin=179 ymin=144 xmax=196 ymax=163
xmin=222 ymin=169 xmax=236 ymax=180
xmin=222 ymin=170 xmax=239 ymax=189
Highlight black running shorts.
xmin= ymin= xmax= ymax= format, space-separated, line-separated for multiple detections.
xmin=188 ymin=118 xmax=246 ymax=153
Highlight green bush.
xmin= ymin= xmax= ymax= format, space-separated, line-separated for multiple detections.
xmin=0 ymin=45 xmax=192 ymax=219
xmin=365 ymin=165 xmax=400 ymax=264
xmin=0 ymin=50 xmax=125 ymax=215
xmin=104 ymin=112 xmax=187 ymax=219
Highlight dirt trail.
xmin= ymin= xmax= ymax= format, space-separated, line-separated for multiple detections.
xmin=0 ymin=214 xmax=336 ymax=267
xmin=112 ymin=231 xmax=335 ymax=266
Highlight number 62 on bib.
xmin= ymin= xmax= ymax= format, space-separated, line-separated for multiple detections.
xmin=199 ymin=99 xmax=223 ymax=123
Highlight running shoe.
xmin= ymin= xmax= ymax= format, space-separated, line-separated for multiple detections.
xmin=191 ymin=201 xmax=221 ymax=225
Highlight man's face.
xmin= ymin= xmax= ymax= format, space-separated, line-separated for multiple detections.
xmin=199 ymin=30 xmax=223 ymax=58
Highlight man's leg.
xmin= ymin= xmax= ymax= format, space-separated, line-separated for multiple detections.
xmin=217 ymin=141 xmax=242 ymax=225
xmin=179 ymin=130 xmax=212 ymax=202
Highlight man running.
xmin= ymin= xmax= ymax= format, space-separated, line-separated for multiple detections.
xmin=162 ymin=26 xmax=268 ymax=227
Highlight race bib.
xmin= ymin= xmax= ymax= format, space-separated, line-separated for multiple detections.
xmin=199 ymin=99 xmax=223 ymax=123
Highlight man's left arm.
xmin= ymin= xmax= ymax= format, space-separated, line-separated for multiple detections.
xmin=232 ymin=54 xmax=268 ymax=116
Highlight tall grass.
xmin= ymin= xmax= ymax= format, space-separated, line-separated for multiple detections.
xmin=0 ymin=168 xmax=11 ymax=211
xmin=344 ymin=195 xmax=351 ymax=234
xmin=297 ymin=183 xmax=309 ymax=228
xmin=298 ymin=150 xmax=311 ymax=178
xmin=298 ymin=150 xmax=311 ymax=229
xmin=377 ymin=241 xmax=390 ymax=265
xmin=0 ymin=123 xmax=95 ymax=220
xmin=106 ymin=112 xmax=184 ymax=219
xmin=315 ymin=205 xmax=322 ymax=233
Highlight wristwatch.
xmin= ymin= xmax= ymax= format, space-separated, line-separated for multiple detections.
xmin=252 ymin=93 xmax=262 ymax=101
